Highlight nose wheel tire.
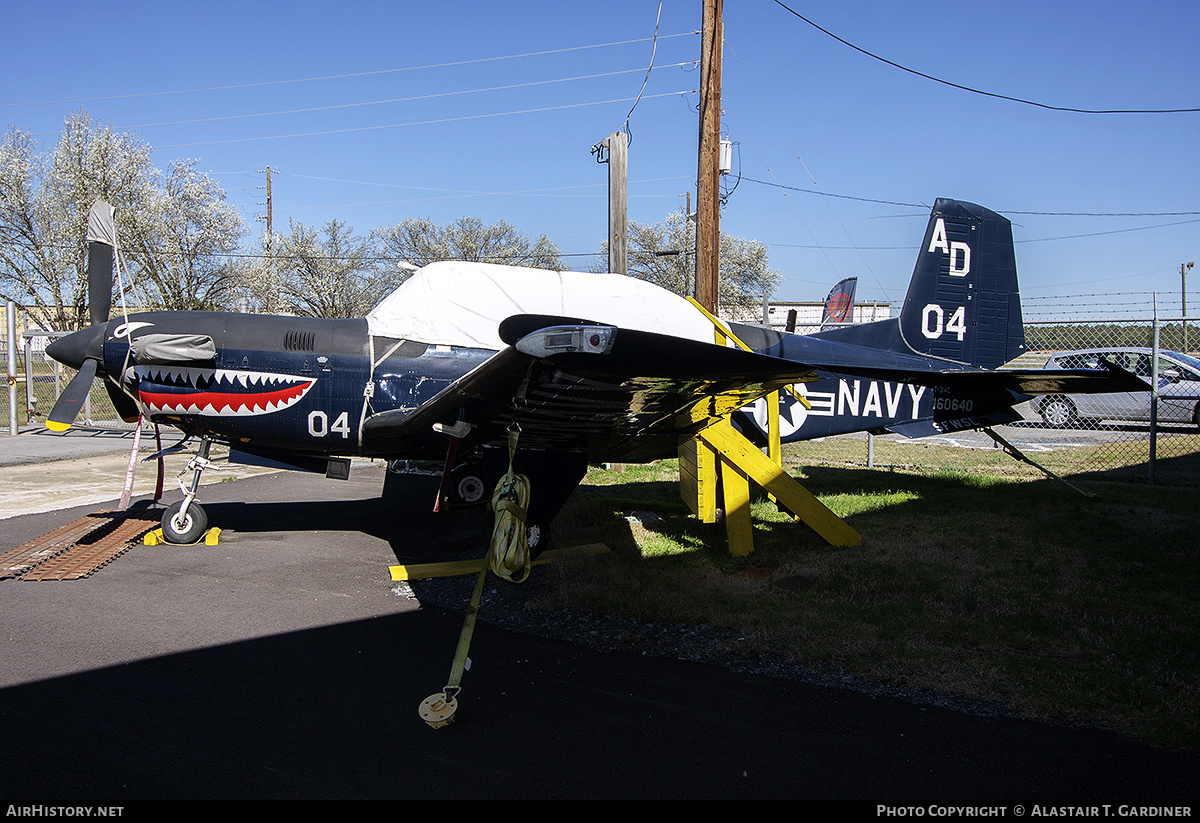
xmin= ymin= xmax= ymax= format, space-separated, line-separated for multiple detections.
xmin=526 ymin=522 xmax=545 ymax=557
xmin=451 ymin=468 xmax=487 ymax=506
xmin=162 ymin=500 xmax=208 ymax=544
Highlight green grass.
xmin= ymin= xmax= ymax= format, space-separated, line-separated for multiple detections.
xmin=536 ymin=450 xmax=1200 ymax=751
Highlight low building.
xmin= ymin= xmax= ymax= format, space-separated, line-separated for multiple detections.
xmin=720 ymin=300 xmax=893 ymax=335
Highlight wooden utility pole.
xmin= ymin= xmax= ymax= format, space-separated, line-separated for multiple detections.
xmin=694 ymin=0 xmax=723 ymax=312
xmin=265 ymin=165 xmax=273 ymax=237
xmin=257 ymin=165 xmax=273 ymax=238
xmin=257 ymin=166 xmax=275 ymax=313
xmin=604 ymin=132 xmax=628 ymax=275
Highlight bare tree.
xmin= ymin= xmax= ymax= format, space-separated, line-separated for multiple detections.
xmin=594 ymin=210 xmax=780 ymax=314
xmin=124 ymin=159 xmax=245 ymax=311
xmin=277 ymin=218 xmax=387 ymax=318
xmin=0 ymin=111 xmax=245 ymax=327
xmin=376 ymin=216 xmax=564 ymax=270
xmin=0 ymin=113 xmax=156 ymax=329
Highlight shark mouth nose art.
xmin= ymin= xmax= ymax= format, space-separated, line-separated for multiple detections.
xmin=132 ymin=366 xmax=316 ymax=416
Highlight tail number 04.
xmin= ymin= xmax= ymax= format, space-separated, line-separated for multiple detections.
xmin=308 ymin=410 xmax=350 ymax=438
xmin=922 ymin=303 xmax=966 ymax=341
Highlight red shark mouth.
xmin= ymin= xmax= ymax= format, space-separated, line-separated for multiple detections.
xmin=132 ymin=366 xmax=316 ymax=417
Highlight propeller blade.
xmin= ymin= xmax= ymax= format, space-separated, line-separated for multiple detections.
xmin=86 ymin=201 xmax=116 ymax=327
xmin=105 ymin=382 xmax=142 ymax=424
xmin=46 ymin=358 xmax=98 ymax=432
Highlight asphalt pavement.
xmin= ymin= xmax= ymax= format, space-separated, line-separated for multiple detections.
xmin=0 ymin=429 xmax=1197 ymax=801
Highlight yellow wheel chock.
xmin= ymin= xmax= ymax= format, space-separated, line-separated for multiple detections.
xmin=144 ymin=527 xmax=222 ymax=546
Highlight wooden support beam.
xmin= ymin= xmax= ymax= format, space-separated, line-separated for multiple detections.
xmin=698 ymin=421 xmax=861 ymax=549
xmin=679 ymin=438 xmax=719 ymax=523
xmin=717 ymin=441 xmax=754 ymax=557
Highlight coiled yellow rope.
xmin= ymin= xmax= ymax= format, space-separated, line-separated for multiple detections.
xmin=488 ymin=424 xmax=532 ymax=583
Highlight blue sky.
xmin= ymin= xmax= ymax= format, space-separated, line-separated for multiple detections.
xmin=2 ymin=0 xmax=1197 ymax=316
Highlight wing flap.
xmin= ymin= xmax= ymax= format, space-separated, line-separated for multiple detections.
xmin=922 ymin=361 xmax=1147 ymax=396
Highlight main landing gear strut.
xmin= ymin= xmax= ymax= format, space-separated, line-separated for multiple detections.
xmin=161 ymin=437 xmax=214 ymax=544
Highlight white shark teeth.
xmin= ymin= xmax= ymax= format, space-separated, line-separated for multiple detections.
xmin=134 ymin=365 xmax=316 ymax=417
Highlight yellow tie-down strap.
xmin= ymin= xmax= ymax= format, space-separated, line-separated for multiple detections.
xmin=390 ymin=543 xmax=611 ymax=581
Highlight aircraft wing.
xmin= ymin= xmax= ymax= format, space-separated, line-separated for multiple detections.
xmin=361 ymin=316 xmax=815 ymax=463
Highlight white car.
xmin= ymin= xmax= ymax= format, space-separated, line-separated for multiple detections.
xmin=1033 ymin=347 xmax=1200 ymax=428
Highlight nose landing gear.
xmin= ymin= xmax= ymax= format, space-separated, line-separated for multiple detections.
xmin=161 ymin=438 xmax=214 ymax=544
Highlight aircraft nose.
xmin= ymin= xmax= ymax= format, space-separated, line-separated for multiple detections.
xmin=46 ymin=325 xmax=104 ymax=371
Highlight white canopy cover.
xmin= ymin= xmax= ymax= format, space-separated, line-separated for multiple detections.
xmin=365 ymin=261 xmax=716 ymax=350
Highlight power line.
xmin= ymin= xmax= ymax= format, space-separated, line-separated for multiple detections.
xmin=741 ymin=177 xmax=1200 ymax=217
xmin=132 ymin=63 xmax=697 ymax=130
xmin=154 ymin=91 xmax=695 ymax=148
xmin=741 ymin=176 xmax=925 ymax=209
xmin=622 ymin=0 xmax=665 ymax=143
xmin=1 ymin=33 xmax=698 ymax=109
xmin=767 ymin=219 xmax=1200 ymax=250
xmin=19 ymin=242 xmax=603 ymax=264
xmin=275 ymin=174 xmax=691 ymax=211
xmin=1006 ymin=210 xmax=1200 ymax=217
xmin=1015 ymin=218 xmax=1200 ymax=243
xmin=773 ymin=1 xmax=1200 ymax=115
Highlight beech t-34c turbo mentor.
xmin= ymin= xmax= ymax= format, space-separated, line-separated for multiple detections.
xmin=46 ymin=198 xmax=1140 ymax=546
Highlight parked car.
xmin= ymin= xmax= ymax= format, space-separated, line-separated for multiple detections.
xmin=1033 ymin=347 xmax=1200 ymax=428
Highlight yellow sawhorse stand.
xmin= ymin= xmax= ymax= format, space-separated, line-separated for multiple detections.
xmin=679 ymin=298 xmax=860 ymax=556
xmin=683 ymin=419 xmax=861 ymax=555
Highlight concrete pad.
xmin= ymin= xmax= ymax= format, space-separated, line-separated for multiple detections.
xmin=0 ymin=428 xmax=282 ymax=520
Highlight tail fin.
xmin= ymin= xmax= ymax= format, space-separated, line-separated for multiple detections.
xmin=899 ymin=198 xmax=1025 ymax=368
xmin=815 ymin=199 xmax=1026 ymax=369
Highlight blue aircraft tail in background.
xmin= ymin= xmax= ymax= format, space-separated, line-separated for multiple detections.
xmin=819 ymin=276 xmax=857 ymax=331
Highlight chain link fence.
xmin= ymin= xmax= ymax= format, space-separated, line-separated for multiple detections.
xmin=3 ymin=331 xmax=130 ymax=432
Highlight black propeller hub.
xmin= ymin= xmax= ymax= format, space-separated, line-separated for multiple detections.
xmin=46 ymin=323 xmax=106 ymax=373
